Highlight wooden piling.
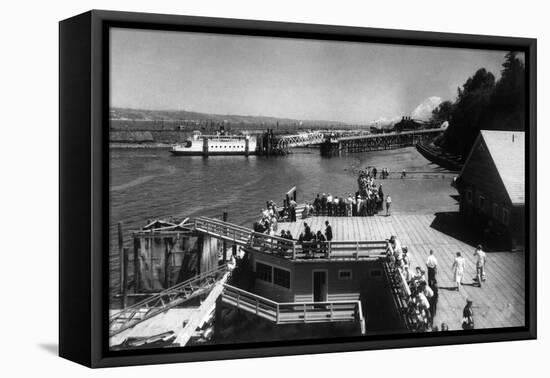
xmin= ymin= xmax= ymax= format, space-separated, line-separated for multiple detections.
xmin=222 ymin=211 xmax=228 ymax=262
xmin=122 ymin=247 xmax=129 ymax=308
xmin=117 ymin=222 xmax=124 ymax=295
xmin=164 ymin=239 xmax=170 ymax=288
xmin=133 ymin=237 xmax=140 ymax=293
xmin=202 ymin=137 xmax=209 ymax=157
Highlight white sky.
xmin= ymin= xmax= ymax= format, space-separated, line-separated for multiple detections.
xmin=110 ymin=28 xmax=514 ymax=124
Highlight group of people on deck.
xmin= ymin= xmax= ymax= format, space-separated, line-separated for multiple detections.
xmin=296 ymin=221 xmax=333 ymax=256
xmin=387 ymin=235 xmax=438 ymax=332
xmin=387 ymin=236 xmax=487 ymax=331
xmin=451 ymin=244 xmax=487 ymax=291
xmin=255 ymin=200 xmax=288 ymax=236
xmin=357 ymin=167 xmax=393 ymax=216
xmin=303 ymin=167 xmax=393 ymax=218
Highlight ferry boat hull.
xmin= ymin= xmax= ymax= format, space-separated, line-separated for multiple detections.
xmin=170 ymin=131 xmax=257 ymax=156
xmin=169 ymin=149 xmax=257 ymax=156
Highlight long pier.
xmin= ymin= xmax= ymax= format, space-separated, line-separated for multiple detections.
xmin=320 ymin=127 xmax=445 ymax=156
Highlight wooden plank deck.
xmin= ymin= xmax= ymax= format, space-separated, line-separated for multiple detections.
xmin=282 ymin=214 xmax=525 ymax=331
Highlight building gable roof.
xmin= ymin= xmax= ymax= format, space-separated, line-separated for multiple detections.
xmin=462 ymin=130 xmax=525 ymax=205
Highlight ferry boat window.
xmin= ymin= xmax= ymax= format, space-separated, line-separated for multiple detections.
xmin=273 ymin=267 xmax=291 ymax=289
xmin=338 ymin=270 xmax=352 ymax=280
xmin=256 ymin=262 xmax=272 ymax=283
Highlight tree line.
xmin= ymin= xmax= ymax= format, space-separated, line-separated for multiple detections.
xmin=431 ymin=51 xmax=525 ymax=157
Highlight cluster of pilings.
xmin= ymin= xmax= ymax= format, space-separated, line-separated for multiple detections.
xmin=114 ymin=216 xmax=229 ymax=309
xmin=257 ymin=129 xmax=290 ymax=156
xmin=320 ymin=128 xmax=444 ymax=156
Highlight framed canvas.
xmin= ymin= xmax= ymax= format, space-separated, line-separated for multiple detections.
xmin=59 ymin=10 xmax=537 ymax=368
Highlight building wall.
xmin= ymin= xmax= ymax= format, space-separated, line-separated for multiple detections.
xmin=460 ymin=139 xmax=510 ymax=203
xmin=291 ymin=260 xmax=383 ymax=302
xmin=458 ymin=138 xmax=525 ymax=247
xmin=249 ymin=252 xmax=295 ymax=302
xmin=249 ymin=253 xmax=386 ymax=302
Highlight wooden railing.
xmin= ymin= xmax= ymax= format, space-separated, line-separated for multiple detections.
xmin=250 ymin=239 xmax=389 ymax=260
xmin=336 ymin=127 xmax=445 ymax=142
xmin=222 ymin=284 xmax=365 ymax=333
xmin=193 ymin=217 xmax=389 ymax=261
xmin=194 ymin=216 xmax=254 ymax=246
xmin=382 ymin=252 xmax=416 ymax=331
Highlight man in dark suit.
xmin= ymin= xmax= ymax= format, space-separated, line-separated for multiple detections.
xmin=325 ymin=220 xmax=333 ymax=242
xmin=304 ymin=222 xmax=312 ymax=239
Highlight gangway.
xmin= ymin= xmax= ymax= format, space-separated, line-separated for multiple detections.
xmin=193 ymin=217 xmax=391 ymax=261
xmin=194 ymin=216 xmax=254 ymax=247
xmin=109 ymin=264 xmax=228 ymax=337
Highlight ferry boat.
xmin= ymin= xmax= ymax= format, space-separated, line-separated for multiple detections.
xmin=170 ymin=130 xmax=257 ymax=156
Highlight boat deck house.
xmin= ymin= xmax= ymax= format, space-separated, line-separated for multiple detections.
xmin=456 ymin=130 xmax=525 ymax=249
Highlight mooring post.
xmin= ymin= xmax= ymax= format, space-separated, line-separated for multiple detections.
xmin=222 ymin=211 xmax=228 ymax=262
xmin=202 ymin=137 xmax=209 ymax=158
xmin=164 ymin=239 xmax=170 ymax=288
xmin=133 ymin=237 xmax=140 ymax=293
xmin=122 ymin=247 xmax=129 ymax=308
xmin=117 ymin=222 xmax=124 ymax=295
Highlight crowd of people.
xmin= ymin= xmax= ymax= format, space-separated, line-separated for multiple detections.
xmin=294 ymin=221 xmax=333 ymax=256
xmin=255 ymin=166 xmax=398 ymax=226
xmin=386 ymin=235 xmax=438 ymax=332
xmin=254 ymin=200 xmax=287 ymax=236
xmin=253 ymin=207 xmax=334 ymax=257
xmin=297 ymin=167 xmax=394 ymax=218
xmin=387 ymin=238 xmax=486 ymax=331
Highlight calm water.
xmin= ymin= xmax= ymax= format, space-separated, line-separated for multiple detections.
xmin=109 ymin=147 xmax=455 ymax=289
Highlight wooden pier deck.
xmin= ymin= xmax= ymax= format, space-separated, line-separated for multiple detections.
xmin=283 ymin=214 xmax=525 ymax=331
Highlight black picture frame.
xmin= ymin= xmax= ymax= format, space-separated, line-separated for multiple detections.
xmin=59 ymin=9 xmax=537 ymax=368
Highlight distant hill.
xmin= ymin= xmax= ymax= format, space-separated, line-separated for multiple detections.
xmin=110 ymin=107 xmax=349 ymax=127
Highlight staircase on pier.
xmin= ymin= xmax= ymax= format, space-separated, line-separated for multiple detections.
xmin=221 ymin=284 xmax=366 ymax=334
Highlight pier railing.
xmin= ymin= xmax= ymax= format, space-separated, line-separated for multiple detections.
xmin=250 ymin=238 xmax=389 ymax=261
xmin=194 ymin=216 xmax=254 ymax=246
xmin=192 ymin=217 xmax=390 ymax=261
xmin=382 ymin=243 xmax=416 ymax=330
xmin=222 ymin=284 xmax=365 ymax=332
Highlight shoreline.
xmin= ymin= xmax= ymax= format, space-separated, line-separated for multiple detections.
xmin=110 ymin=143 xmax=172 ymax=149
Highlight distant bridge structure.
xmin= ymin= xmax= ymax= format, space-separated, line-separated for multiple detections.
xmin=273 ymin=132 xmax=325 ymax=151
xmin=320 ymin=127 xmax=446 ymax=156
xmin=258 ymin=131 xmax=326 ymax=155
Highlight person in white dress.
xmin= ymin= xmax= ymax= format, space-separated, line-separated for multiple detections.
xmin=451 ymin=252 xmax=466 ymax=291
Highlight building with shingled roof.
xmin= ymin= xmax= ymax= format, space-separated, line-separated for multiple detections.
xmin=456 ymin=130 xmax=525 ymax=250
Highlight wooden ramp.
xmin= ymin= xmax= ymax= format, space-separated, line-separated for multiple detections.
xmin=109 ymin=264 xmax=228 ymax=337
xmin=283 ymin=214 xmax=525 ymax=330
